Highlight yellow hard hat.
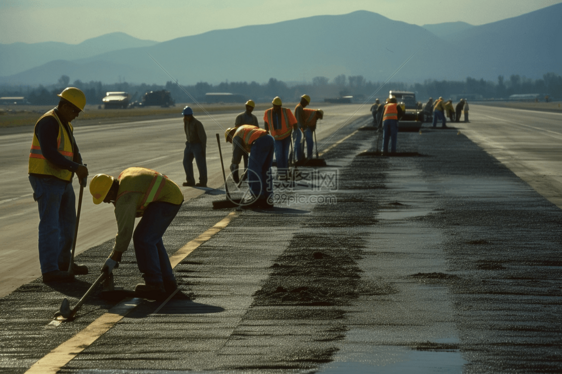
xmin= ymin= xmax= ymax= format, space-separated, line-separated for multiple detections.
xmin=272 ymin=96 xmax=282 ymax=106
xmin=225 ymin=127 xmax=235 ymax=143
xmin=301 ymin=94 xmax=311 ymax=104
xmin=90 ymin=174 xmax=115 ymax=205
xmin=245 ymin=100 xmax=255 ymax=108
xmin=57 ymin=87 xmax=86 ymax=111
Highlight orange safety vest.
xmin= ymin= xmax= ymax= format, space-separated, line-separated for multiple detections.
xmin=383 ymin=103 xmax=398 ymax=121
xmin=28 ymin=109 xmax=75 ymax=182
xmin=303 ymin=108 xmax=319 ymax=129
xmin=264 ymin=108 xmax=296 ymax=140
xmin=234 ymin=125 xmax=267 ymax=153
xmin=116 ymin=167 xmax=183 ymax=216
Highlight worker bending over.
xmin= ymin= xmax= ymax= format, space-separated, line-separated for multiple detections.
xmin=225 ymin=125 xmax=275 ymax=209
xmin=90 ymin=167 xmax=184 ymax=297
xmin=29 ymin=87 xmax=89 ymax=282
xmin=263 ymin=97 xmax=297 ymax=179
xmin=382 ymin=96 xmax=404 ymax=154
xmin=432 ymin=97 xmax=447 ymax=128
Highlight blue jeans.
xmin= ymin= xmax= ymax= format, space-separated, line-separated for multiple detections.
xmin=183 ymin=142 xmax=207 ymax=185
xmin=383 ymin=120 xmax=399 ymax=153
xmin=29 ymin=175 xmax=76 ymax=274
xmin=432 ymin=110 xmax=446 ymax=127
xmin=133 ymin=201 xmax=182 ymax=285
xmin=248 ymin=135 xmax=274 ymax=201
xmin=274 ymin=136 xmax=291 ymax=174
xmin=305 ymin=128 xmax=314 ymax=159
xmin=293 ymin=128 xmax=304 ymax=162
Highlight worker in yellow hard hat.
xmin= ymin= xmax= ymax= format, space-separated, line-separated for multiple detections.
xmin=382 ymin=96 xmax=405 ymax=154
xmin=225 ymin=126 xmax=275 ymax=209
xmin=89 ymin=167 xmax=184 ymax=298
xmin=293 ymin=94 xmax=310 ymax=165
xmin=234 ymin=100 xmax=260 ymax=175
xmin=263 ymin=96 xmax=297 ymax=179
xmin=28 ymin=87 xmax=89 ymax=283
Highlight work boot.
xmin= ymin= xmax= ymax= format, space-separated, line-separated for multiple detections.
xmin=42 ymin=270 xmax=75 ymax=283
xmin=61 ymin=263 xmax=89 ymax=275
xmin=163 ymin=279 xmax=178 ymax=294
xmin=135 ymin=282 xmax=166 ymax=298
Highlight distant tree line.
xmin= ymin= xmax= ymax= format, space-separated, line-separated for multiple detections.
xmin=1 ymin=73 xmax=561 ymax=105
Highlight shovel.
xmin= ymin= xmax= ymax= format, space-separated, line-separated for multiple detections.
xmin=67 ymin=165 xmax=87 ymax=275
xmin=54 ymin=271 xmax=108 ymax=321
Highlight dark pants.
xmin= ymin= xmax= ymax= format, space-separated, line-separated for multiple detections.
xmin=133 ymin=202 xmax=182 ymax=285
xmin=183 ymin=142 xmax=207 ymax=185
xmin=29 ymin=175 xmax=76 ymax=274
xmin=274 ymin=136 xmax=291 ymax=175
xmin=249 ymin=135 xmax=275 ymax=202
xmin=383 ymin=120 xmax=399 ymax=153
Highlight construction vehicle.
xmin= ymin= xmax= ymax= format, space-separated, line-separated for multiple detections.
xmin=138 ymin=90 xmax=175 ymax=107
xmin=102 ymin=92 xmax=130 ymax=109
xmin=389 ymin=90 xmax=423 ymax=132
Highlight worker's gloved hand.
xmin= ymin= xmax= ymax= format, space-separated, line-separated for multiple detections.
xmin=101 ymin=258 xmax=118 ymax=274
xmin=76 ymin=165 xmax=89 ymax=186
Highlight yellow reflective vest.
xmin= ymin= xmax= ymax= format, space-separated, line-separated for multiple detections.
xmin=116 ymin=167 xmax=184 ymax=216
xmin=28 ymin=109 xmax=75 ymax=182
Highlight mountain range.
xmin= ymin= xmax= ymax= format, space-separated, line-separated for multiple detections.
xmin=1 ymin=4 xmax=561 ymax=86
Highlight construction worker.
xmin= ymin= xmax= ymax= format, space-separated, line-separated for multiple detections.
xmin=293 ymin=94 xmax=310 ymax=165
xmin=28 ymin=87 xmax=89 ymax=283
xmin=234 ymin=100 xmax=259 ymax=128
xmin=302 ymin=108 xmax=324 ymax=160
xmin=432 ymin=97 xmax=447 ymax=128
xmin=225 ymin=126 xmax=275 ymax=208
xmin=445 ymin=100 xmax=455 ymax=122
xmin=263 ymin=97 xmax=297 ymax=179
xmin=463 ymin=99 xmax=470 ymax=122
xmin=90 ymin=167 xmax=184 ymax=297
xmin=370 ymin=99 xmax=381 ymax=126
xmin=234 ymin=100 xmax=259 ymax=173
xmin=182 ymin=106 xmax=207 ymax=187
xmin=455 ymin=99 xmax=465 ymax=123
xmin=382 ymin=96 xmax=404 ymax=154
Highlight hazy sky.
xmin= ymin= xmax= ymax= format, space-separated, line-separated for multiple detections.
xmin=1 ymin=0 xmax=561 ymax=44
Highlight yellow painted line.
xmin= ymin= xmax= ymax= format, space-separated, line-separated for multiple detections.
xmin=27 ymin=211 xmax=239 ymax=374
xmin=318 ymin=129 xmax=360 ymax=157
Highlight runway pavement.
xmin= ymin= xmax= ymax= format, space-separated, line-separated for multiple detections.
xmin=0 ymin=104 xmax=561 ymax=373
xmin=0 ymin=103 xmax=367 ymax=297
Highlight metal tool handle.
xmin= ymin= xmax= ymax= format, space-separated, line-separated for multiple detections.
xmin=216 ymin=134 xmax=230 ymax=199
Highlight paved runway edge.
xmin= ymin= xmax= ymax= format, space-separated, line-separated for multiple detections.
xmin=1 ymin=118 xmax=561 ymax=373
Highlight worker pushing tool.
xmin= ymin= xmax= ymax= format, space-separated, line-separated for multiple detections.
xmin=89 ymin=167 xmax=184 ymax=298
xmin=263 ymin=97 xmax=297 ymax=180
xmin=28 ymin=87 xmax=89 ymax=283
xmin=382 ymin=96 xmax=405 ymax=154
xmin=293 ymin=94 xmax=310 ymax=165
xmin=225 ymin=125 xmax=275 ymax=209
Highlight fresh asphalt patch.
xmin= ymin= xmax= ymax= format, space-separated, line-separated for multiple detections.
xmin=1 ymin=115 xmax=561 ymax=373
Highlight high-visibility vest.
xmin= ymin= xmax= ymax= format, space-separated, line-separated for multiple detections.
xmin=264 ymin=108 xmax=296 ymax=140
xmin=28 ymin=109 xmax=75 ymax=182
xmin=383 ymin=103 xmax=398 ymax=121
xmin=116 ymin=167 xmax=183 ymax=216
xmin=234 ymin=125 xmax=267 ymax=153
xmin=303 ymin=108 xmax=319 ymax=129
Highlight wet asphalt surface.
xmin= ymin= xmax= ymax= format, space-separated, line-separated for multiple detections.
xmin=0 ymin=117 xmax=561 ymax=373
